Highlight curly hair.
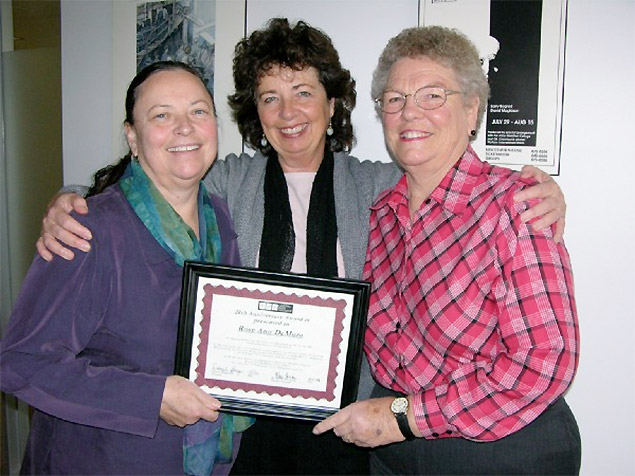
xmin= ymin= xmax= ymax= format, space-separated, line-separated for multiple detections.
xmin=228 ymin=18 xmax=356 ymax=153
xmin=371 ymin=26 xmax=490 ymax=138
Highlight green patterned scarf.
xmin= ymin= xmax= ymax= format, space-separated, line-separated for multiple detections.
xmin=119 ymin=160 xmax=221 ymax=265
xmin=119 ymin=160 xmax=253 ymax=475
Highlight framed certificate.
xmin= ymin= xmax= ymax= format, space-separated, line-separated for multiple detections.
xmin=174 ymin=262 xmax=370 ymax=421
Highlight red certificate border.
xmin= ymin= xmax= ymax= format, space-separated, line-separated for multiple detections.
xmin=174 ymin=262 xmax=370 ymax=421
xmin=194 ymin=283 xmax=346 ymax=402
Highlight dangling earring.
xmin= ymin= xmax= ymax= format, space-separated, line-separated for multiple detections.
xmin=131 ymin=154 xmax=138 ymax=162
xmin=326 ymin=119 xmax=334 ymax=137
xmin=260 ymin=135 xmax=268 ymax=147
xmin=470 ymin=130 xmax=476 ymax=137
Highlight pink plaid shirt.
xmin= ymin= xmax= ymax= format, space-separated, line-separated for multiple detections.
xmin=363 ymin=147 xmax=578 ymax=441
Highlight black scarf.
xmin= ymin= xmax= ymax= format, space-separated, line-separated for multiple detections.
xmin=259 ymin=146 xmax=338 ymax=278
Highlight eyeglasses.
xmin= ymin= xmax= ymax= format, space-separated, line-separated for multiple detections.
xmin=375 ymin=87 xmax=463 ymax=114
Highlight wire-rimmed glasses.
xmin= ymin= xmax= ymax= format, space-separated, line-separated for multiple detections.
xmin=375 ymin=87 xmax=463 ymax=114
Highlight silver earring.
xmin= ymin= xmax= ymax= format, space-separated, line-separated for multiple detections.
xmin=260 ymin=135 xmax=268 ymax=147
xmin=326 ymin=120 xmax=334 ymax=136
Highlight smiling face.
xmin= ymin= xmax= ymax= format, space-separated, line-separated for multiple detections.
xmin=125 ymin=69 xmax=217 ymax=196
xmin=256 ymin=65 xmax=334 ymax=172
xmin=381 ymin=56 xmax=478 ymax=178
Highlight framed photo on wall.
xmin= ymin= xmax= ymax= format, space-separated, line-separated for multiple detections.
xmin=111 ymin=0 xmax=245 ymax=162
xmin=135 ymin=1 xmax=216 ymax=92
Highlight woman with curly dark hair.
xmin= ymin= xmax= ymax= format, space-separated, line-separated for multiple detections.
xmin=228 ymin=17 xmax=356 ymax=157
xmin=36 ymin=17 xmax=567 ymax=475
xmin=219 ymin=18 xmax=399 ymax=474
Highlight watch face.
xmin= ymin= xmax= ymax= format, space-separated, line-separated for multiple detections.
xmin=391 ymin=397 xmax=408 ymax=414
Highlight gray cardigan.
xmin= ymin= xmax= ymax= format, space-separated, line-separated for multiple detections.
xmin=204 ymin=150 xmax=403 ymax=281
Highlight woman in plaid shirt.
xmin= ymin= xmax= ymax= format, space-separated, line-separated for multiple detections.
xmin=314 ymin=26 xmax=580 ymax=476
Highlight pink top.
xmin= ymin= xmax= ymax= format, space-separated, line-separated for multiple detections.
xmin=267 ymin=172 xmax=345 ymax=276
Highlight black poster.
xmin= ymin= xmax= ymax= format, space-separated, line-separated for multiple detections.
xmin=486 ymin=0 xmax=542 ymax=148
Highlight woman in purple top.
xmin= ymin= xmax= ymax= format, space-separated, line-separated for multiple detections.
xmin=0 ymin=62 xmax=250 ymax=475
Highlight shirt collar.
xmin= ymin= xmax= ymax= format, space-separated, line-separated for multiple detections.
xmin=372 ymin=145 xmax=484 ymax=218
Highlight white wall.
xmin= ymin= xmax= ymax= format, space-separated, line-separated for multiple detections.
xmin=60 ymin=0 xmax=635 ymax=474
xmin=555 ymin=2 xmax=635 ymax=474
xmin=60 ymin=0 xmax=113 ymax=186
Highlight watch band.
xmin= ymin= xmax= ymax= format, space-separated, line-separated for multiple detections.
xmin=395 ymin=411 xmax=416 ymax=441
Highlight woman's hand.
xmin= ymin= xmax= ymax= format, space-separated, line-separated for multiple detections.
xmin=36 ymin=192 xmax=92 ymax=261
xmin=514 ymin=165 xmax=567 ymax=243
xmin=160 ymin=376 xmax=221 ymax=427
xmin=312 ymin=397 xmax=406 ymax=448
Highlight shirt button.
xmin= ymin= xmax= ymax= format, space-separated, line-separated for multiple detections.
xmin=395 ymin=322 xmax=401 ymax=330
xmin=445 ymin=430 xmax=453 ymax=435
xmin=432 ymin=432 xmax=439 ymax=437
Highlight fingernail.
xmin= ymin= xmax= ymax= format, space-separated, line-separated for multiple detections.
xmin=80 ymin=243 xmax=91 ymax=252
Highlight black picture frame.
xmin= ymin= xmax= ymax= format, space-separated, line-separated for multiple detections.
xmin=175 ymin=262 xmax=370 ymax=421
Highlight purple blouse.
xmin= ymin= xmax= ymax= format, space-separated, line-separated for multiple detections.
xmin=0 ymin=185 xmax=240 ymax=475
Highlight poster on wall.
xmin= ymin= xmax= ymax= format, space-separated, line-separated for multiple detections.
xmin=113 ymin=1 xmax=245 ymax=162
xmin=420 ymin=0 xmax=567 ymax=174
xmin=135 ymin=0 xmax=216 ymax=92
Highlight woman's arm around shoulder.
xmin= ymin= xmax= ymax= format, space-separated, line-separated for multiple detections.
xmin=337 ymin=152 xmax=403 ymax=199
xmin=203 ymin=151 xmax=265 ymax=201
xmin=515 ymin=165 xmax=567 ymax=242
xmin=36 ymin=186 xmax=92 ymax=261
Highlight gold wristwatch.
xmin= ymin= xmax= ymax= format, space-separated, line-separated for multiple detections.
xmin=390 ymin=397 xmax=416 ymax=440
